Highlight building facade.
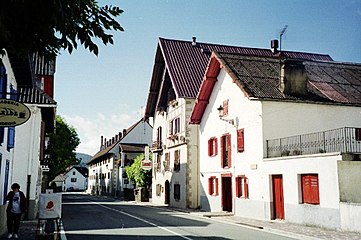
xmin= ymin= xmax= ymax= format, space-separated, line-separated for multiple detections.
xmin=190 ymin=51 xmax=361 ymax=232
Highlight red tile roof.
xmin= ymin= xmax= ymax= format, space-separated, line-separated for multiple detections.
xmin=145 ymin=38 xmax=333 ymax=118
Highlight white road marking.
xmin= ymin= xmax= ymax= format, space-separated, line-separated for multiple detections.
xmin=91 ymin=201 xmax=194 ymax=240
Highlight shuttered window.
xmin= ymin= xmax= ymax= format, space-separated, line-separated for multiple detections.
xmin=174 ymin=183 xmax=180 ymax=200
xmin=221 ymin=134 xmax=231 ymax=168
xmin=174 ymin=150 xmax=180 ymax=172
xmin=208 ymin=177 xmax=219 ymax=196
xmin=237 ymin=129 xmax=244 ymax=152
xmin=301 ymin=174 xmax=320 ymax=205
xmin=208 ymin=137 xmax=218 ymax=156
xmin=235 ymin=176 xmax=249 ymax=198
xmin=223 ymin=99 xmax=229 ymax=117
xmin=7 ymin=127 xmax=15 ymax=151
xmin=356 ymin=128 xmax=361 ymax=141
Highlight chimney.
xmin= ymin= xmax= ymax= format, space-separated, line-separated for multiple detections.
xmin=192 ymin=36 xmax=197 ymax=47
xmin=280 ymin=59 xmax=308 ymax=96
xmin=123 ymin=129 xmax=127 ymax=136
xmin=271 ymin=39 xmax=279 ymax=54
xmin=119 ymin=132 xmax=122 ymax=140
xmin=100 ymin=136 xmax=103 ymax=149
xmin=115 ymin=135 xmax=118 ymax=142
xmin=112 ymin=137 xmax=115 ymax=144
xmin=104 ymin=138 xmax=107 ymax=147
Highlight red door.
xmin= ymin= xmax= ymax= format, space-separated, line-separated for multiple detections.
xmin=222 ymin=176 xmax=232 ymax=212
xmin=272 ymin=175 xmax=284 ymax=220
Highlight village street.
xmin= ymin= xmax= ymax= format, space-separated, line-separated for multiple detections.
xmin=61 ymin=194 xmax=294 ymax=240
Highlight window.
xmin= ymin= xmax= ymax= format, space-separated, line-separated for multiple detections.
xmin=237 ymin=129 xmax=244 ymax=152
xmin=73 ymin=171 xmax=76 ymax=175
xmin=71 ymin=178 xmax=77 ymax=182
xmin=7 ymin=127 xmax=15 ymax=151
xmin=107 ymin=172 xmax=110 ymax=179
xmin=208 ymin=177 xmax=219 ymax=196
xmin=174 ymin=183 xmax=180 ymax=200
xmin=156 ymin=154 xmax=161 ymax=172
xmin=208 ymin=137 xmax=218 ymax=156
xmin=235 ymin=176 xmax=249 ymax=198
xmin=169 ymin=117 xmax=180 ymax=135
xmin=0 ymin=63 xmax=7 ymax=99
xmin=223 ymin=99 xmax=229 ymax=117
xmin=157 ymin=126 xmax=162 ymax=144
xmin=164 ymin=153 xmax=170 ymax=171
xmin=156 ymin=184 xmax=162 ymax=196
xmin=174 ymin=150 xmax=180 ymax=172
xmin=301 ymin=174 xmax=320 ymax=205
xmin=221 ymin=134 xmax=231 ymax=168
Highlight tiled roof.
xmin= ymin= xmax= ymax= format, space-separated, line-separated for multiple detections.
xmin=190 ymin=52 xmax=361 ymax=124
xmin=18 ymin=87 xmax=56 ymax=105
xmin=216 ymin=52 xmax=361 ymax=103
xmin=145 ymin=37 xmax=332 ymax=117
xmin=88 ymin=119 xmax=147 ymax=164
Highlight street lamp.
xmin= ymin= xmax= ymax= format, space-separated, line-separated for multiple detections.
xmin=217 ymin=105 xmax=235 ymax=126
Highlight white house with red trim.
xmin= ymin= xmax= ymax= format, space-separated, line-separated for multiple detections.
xmin=190 ymin=51 xmax=361 ymax=232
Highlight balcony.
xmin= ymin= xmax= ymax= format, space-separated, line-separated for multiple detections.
xmin=151 ymin=140 xmax=163 ymax=152
xmin=266 ymin=127 xmax=361 ymax=158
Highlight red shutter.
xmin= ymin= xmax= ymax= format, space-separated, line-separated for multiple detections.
xmin=214 ymin=138 xmax=218 ymax=156
xmin=223 ymin=99 xmax=229 ymax=116
xmin=237 ymin=129 xmax=244 ymax=152
xmin=235 ymin=177 xmax=240 ymax=197
xmin=43 ymin=76 xmax=54 ymax=98
xmin=227 ymin=134 xmax=232 ymax=167
xmin=220 ymin=136 xmax=224 ymax=168
xmin=208 ymin=178 xmax=213 ymax=195
xmin=244 ymin=177 xmax=249 ymax=199
xmin=215 ymin=178 xmax=219 ymax=196
xmin=208 ymin=139 xmax=212 ymax=156
xmin=302 ymin=174 xmax=319 ymax=204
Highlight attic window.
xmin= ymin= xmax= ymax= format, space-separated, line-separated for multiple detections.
xmin=167 ymin=87 xmax=176 ymax=103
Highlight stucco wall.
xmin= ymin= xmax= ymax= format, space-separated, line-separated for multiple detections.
xmin=338 ymin=160 xmax=361 ymax=203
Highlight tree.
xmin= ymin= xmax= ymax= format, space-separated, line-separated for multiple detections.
xmin=0 ymin=0 xmax=124 ymax=57
xmin=125 ymin=154 xmax=152 ymax=189
xmin=47 ymin=116 xmax=80 ymax=180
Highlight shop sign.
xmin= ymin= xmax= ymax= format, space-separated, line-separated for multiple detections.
xmin=0 ymin=99 xmax=31 ymax=127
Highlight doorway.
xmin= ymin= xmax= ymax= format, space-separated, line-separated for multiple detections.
xmin=222 ymin=176 xmax=232 ymax=212
xmin=164 ymin=180 xmax=170 ymax=204
xmin=272 ymin=175 xmax=284 ymax=220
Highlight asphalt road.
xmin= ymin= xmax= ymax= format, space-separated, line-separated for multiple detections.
xmin=61 ymin=194 xmax=295 ymax=240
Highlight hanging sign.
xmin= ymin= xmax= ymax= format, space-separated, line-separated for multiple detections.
xmin=0 ymin=99 xmax=31 ymax=127
xmin=141 ymin=146 xmax=152 ymax=171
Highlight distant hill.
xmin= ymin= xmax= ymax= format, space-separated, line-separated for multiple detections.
xmin=76 ymin=152 xmax=92 ymax=166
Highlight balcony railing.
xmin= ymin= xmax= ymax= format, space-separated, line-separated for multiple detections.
xmin=266 ymin=127 xmax=361 ymax=158
xmin=151 ymin=140 xmax=163 ymax=151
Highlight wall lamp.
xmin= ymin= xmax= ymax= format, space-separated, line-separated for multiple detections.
xmin=217 ymin=105 xmax=235 ymax=126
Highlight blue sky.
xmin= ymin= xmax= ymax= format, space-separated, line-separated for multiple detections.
xmin=54 ymin=0 xmax=361 ymax=155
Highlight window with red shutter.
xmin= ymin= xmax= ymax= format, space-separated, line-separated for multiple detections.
xmin=235 ymin=176 xmax=249 ymax=199
xmin=223 ymin=99 xmax=229 ymax=117
xmin=237 ymin=129 xmax=244 ymax=152
xmin=208 ymin=177 xmax=218 ymax=196
xmin=221 ymin=134 xmax=231 ymax=168
xmin=301 ymin=174 xmax=320 ymax=205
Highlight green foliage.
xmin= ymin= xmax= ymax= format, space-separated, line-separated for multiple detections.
xmin=48 ymin=116 xmax=80 ymax=180
xmin=125 ymin=154 xmax=152 ymax=188
xmin=0 ymin=0 xmax=124 ymax=57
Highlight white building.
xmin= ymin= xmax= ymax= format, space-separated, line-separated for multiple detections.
xmin=190 ymin=51 xmax=361 ymax=232
xmin=87 ymin=119 xmax=152 ymax=198
xmin=63 ymin=166 xmax=88 ymax=191
xmin=144 ymin=37 xmax=333 ymax=210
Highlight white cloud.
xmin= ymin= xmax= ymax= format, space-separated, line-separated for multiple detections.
xmin=62 ymin=112 xmax=140 ymax=156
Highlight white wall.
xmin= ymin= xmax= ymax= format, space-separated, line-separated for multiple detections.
xmin=121 ymin=121 xmax=153 ymax=146
xmin=64 ymin=168 xmax=87 ymax=191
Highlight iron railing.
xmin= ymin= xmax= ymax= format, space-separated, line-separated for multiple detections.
xmin=266 ymin=127 xmax=361 ymax=158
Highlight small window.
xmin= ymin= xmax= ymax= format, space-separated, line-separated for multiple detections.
xmin=208 ymin=137 xmax=218 ymax=156
xmin=301 ymin=174 xmax=320 ymax=205
xmin=164 ymin=153 xmax=170 ymax=171
xmin=73 ymin=171 xmax=76 ymax=175
xmin=221 ymin=134 xmax=231 ymax=168
xmin=71 ymin=178 xmax=77 ymax=182
xmin=208 ymin=177 xmax=219 ymax=196
xmin=237 ymin=129 xmax=244 ymax=152
xmin=235 ymin=176 xmax=249 ymax=198
xmin=223 ymin=99 xmax=229 ymax=117
xmin=174 ymin=150 xmax=180 ymax=172
xmin=156 ymin=184 xmax=162 ymax=196
xmin=174 ymin=183 xmax=180 ymax=200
